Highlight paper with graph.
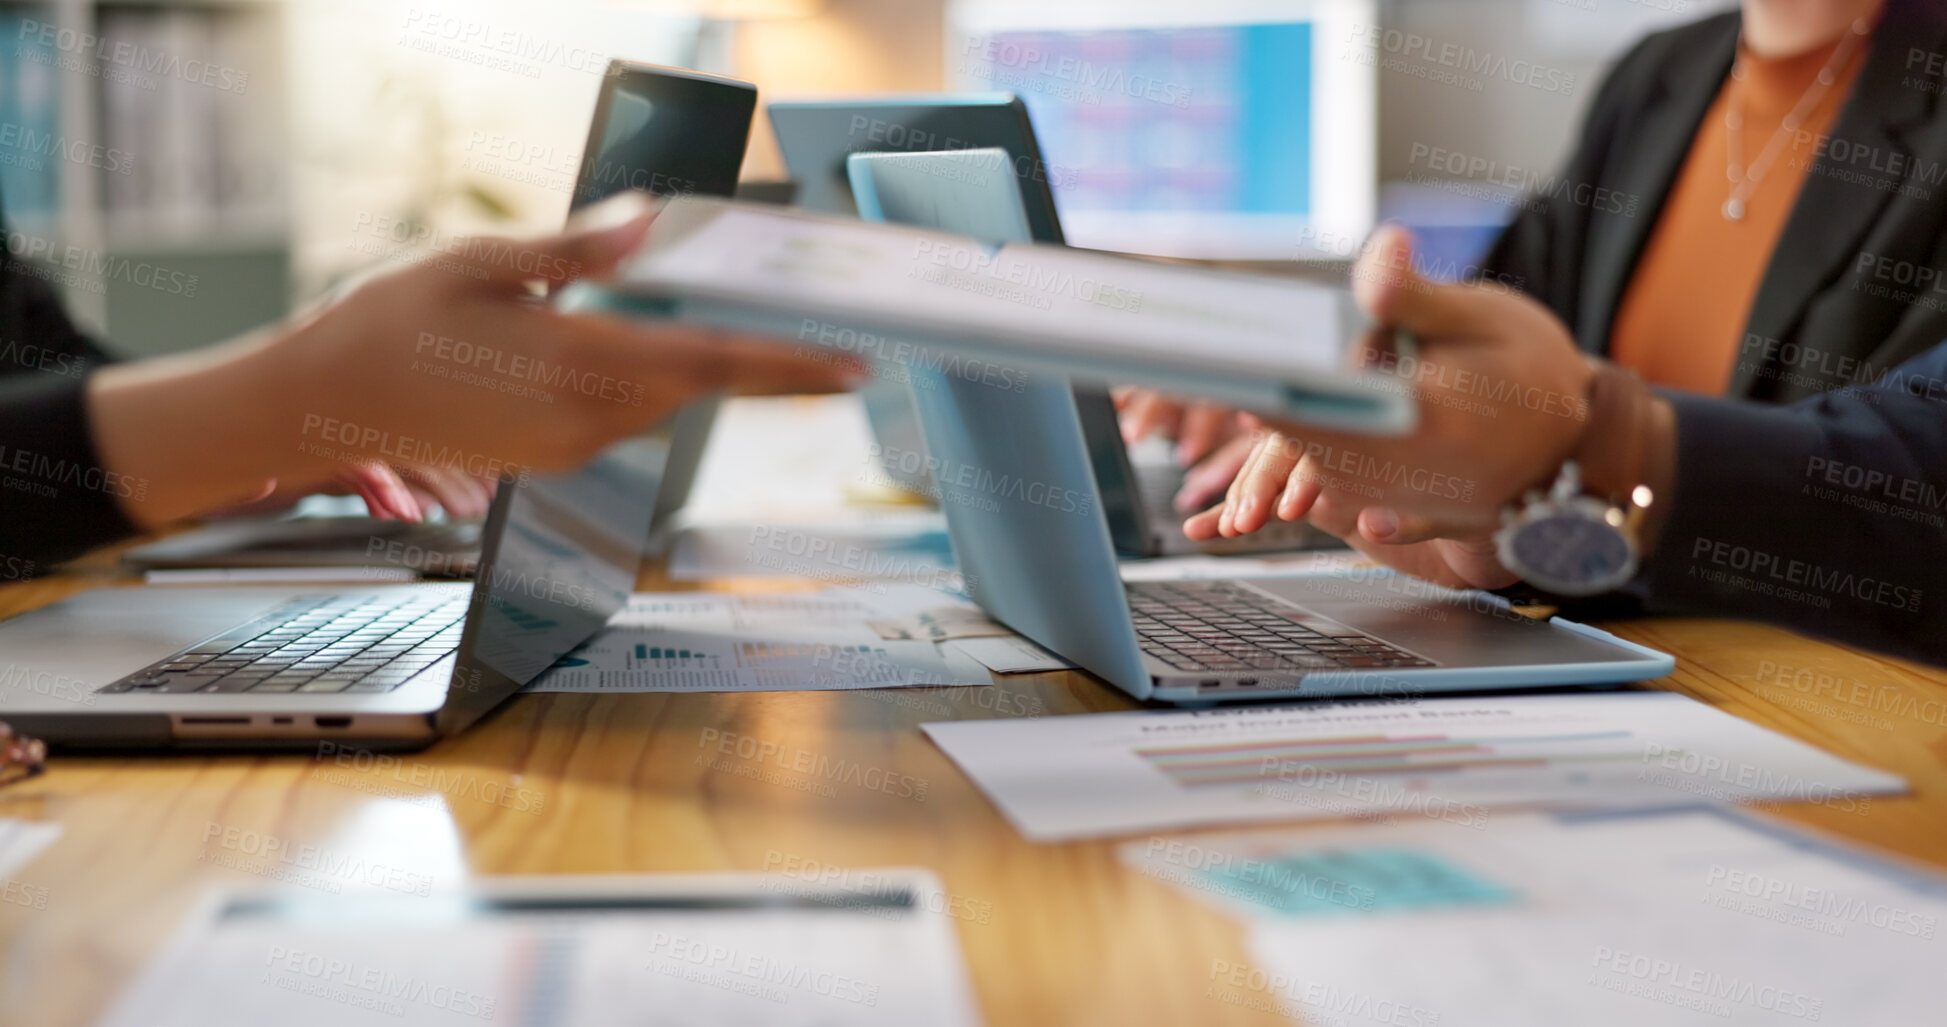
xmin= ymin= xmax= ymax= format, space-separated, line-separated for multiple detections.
xmin=526 ymin=586 xmax=994 ymax=693
xmin=922 ymin=692 xmax=1904 ymax=841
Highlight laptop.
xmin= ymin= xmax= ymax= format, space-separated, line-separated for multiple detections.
xmin=0 ymin=61 xmax=761 ymax=748
xmin=771 ymin=94 xmax=1324 ymax=558
xmin=843 ymin=149 xmax=1673 ymax=703
xmin=0 ymin=441 xmax=661 ymax=748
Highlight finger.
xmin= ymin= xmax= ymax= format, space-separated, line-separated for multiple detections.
xmin=545 ymin=313 xmax=868 ymax=398
xmin=1174 ymin=434 xmax=1253 ymax=514
xmin=448 ymin=192 xmax=657 ymax=290
xmin=1277 ymin=455 xmax=1325 ymax=521
xmin=338 ymin=463 xmax=416 ymax=521
xmin=1357 ymin=506 xmax=1492 ymax=546
xmin=1217 ymin=432 xmax=1270 ymax=537
xmin=1350 ymin=224 xmax=1476 ymax=338
xmin=400 ymin=466 xmax=492 ymax=519
xmin=1226 ymin=431 xmax=1301 ymax=537
xmin=1183 ymin=503 xmax=1226 ymax=541
xmin=1122 ymin=393 xmax=1182 ymax=444
xmin=1175 ymin=402 xmax=1233 ymax=465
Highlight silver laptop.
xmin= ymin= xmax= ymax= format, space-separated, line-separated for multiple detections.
xmin=0 ymin=443 xmax=659 ymax=748
xmin=845 ymin=149 xmax=1673 ymax=703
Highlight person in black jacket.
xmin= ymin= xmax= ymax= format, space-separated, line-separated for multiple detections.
xmin=1128 ymin=0 xmax=1945 ymax=510
xmin=0 ymin=193 xmax=856 ymax=573
xmin=1192 ymin=225 xmax=1946 ymax=665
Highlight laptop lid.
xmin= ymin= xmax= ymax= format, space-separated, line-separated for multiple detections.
xmin=777 ymin=97 xmax=1165 ymax=555
xmin=437 ymin=443 xmax=661 ymax=735
xmin=438 ymin=63 xmax=759 ymax=732
xmin=570 ymin=60 xmax=758 ymax=531
xmin=572 ymin=61 xmax=756 ymax=210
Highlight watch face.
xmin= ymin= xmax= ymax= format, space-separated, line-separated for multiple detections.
xmin=1508 ymin=513 xmax=1632 ymax=588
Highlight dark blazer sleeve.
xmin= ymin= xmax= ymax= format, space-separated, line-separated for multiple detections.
xmin=1642 ymin=344 xmax=1947 ymax=663
xmin=0 ymin=251 xmax=138 ymax=572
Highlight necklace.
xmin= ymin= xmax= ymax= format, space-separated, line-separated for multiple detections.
xmin=1722 ymin=17 xmax=1871 ymax=221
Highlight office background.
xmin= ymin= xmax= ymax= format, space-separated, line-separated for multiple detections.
xmin=0 ymin=0 xmax=1733 ymax=358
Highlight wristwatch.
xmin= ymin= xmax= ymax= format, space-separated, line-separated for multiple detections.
xmin=1493 ymin=361 xmax=1656 ymax=597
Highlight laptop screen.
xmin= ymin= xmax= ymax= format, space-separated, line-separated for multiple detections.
xmin=438 ymin=63 xmax=758 ymax=733
xmin=439 ymin=444 xmax=661 ymax=733
xmin=571 ymin=62 xmax=757 ymax=211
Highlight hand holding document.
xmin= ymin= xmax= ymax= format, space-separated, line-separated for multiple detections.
xmin=557 ymin=197 xmax=1413 ymax=435
xmin=923 ymin=692 xmax=1904 ymax=841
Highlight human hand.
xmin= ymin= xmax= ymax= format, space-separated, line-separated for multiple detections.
xmin=1112 ymin=388 xmax=1242 ymax=467
xmin=1171 ymin=433 xmax=1255 ymax=515
xmin=91 ymin=193 xmax=864 ymax=528
xmin=1183 ymin=224 xmax=1596 ymax=548
xmin=209 ymin=463 xmax=496 ymax=522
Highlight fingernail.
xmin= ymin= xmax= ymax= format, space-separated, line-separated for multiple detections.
xmin=1238 ymin=493 xmax=1258 ymax=525
xmin=1367 ymin=507 xmax=1399 ymax=540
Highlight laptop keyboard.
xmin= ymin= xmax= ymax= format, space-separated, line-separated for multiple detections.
xmin=98 ymin=593 xmax=467 ymax=695
xmin=1127 ymin=581 xmax=1434 ymax=673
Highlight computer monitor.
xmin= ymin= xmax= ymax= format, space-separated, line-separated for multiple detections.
xmin=945 ymin=0 xmax=1377 ymax=259
xmin=768 ymin=94 xmax=1067 ymax=242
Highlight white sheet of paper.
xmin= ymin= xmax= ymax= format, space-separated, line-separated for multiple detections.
xmin=630 ymin=203 xmax=1344 ymax=377
xmin=948 ymin=635 xmax=1075 ymax=674
xmin=1136 ymin=808 xmax=1946 ymax=1026
xmin=668 ymin=512 xmax=959 ymax=588
xmin=0 ymin=818 xmax=59 ymax=880
xmin=527 ymin=587 xmax=995 ymax=693
xmin=98 ymin=871 xmax=983 ymax=1027
xmin=922 ymin=692 xmax=1904 ymax=841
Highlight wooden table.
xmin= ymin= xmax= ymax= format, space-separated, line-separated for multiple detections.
xmin=3 ymin=556 xmax=1944 ymax=1027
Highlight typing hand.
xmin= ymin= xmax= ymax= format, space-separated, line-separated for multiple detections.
xmin=1113 ymin=388 xmax=1242 ymax=467
xmin=1182 ymin=225 xmax=1595 ymax=563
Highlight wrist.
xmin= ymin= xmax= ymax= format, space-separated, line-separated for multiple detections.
xmin=87 ymin=330 xmax=314 ymax=528
xmin=1568 ymin=358 xmax=1675 ymax=556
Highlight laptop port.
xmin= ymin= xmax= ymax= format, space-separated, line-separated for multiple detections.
xmin=314 ymin=716 xmax=353 ymax=728
xmin=1237 ymin=679 xmax=1258 ymax=687
xmin=1200 ymin=679 xmax=1221 ymax=688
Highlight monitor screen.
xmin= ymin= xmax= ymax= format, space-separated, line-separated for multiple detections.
xmin=571 ymin=62 xmax=758 ymax=211
xmin=946 ymin=0 xmax=1376 ymax=259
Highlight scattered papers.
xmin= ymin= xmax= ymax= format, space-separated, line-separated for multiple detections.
xmin=868 ymin=606 xmax=1012 ymax=642
xmin=948 ymin=635 xmax=1075 ymax=675
xmin=1128 ymin=808 xmax=1947 ymax=1026
xmin=98 ymin=871 xmax=984 ymax=1027
xmin=922 ymin=692 xmax=1905 ymax=841
xmin=0 ymin=818 xmax=59 ymax=880
xmin=669 ymin=513 xmax=960 ymax=589
xmin=527 ymin=587 xmax=996 ymax=693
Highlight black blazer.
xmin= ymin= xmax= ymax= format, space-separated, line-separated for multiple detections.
xmin=1482 ymin=0 xmax=1947 ymax=402
xmin=0 ymin=206 xmax=134 ymax=572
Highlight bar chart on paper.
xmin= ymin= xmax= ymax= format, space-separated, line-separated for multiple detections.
xmin=1135 ymin=730 xmax=1643 ymax=789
